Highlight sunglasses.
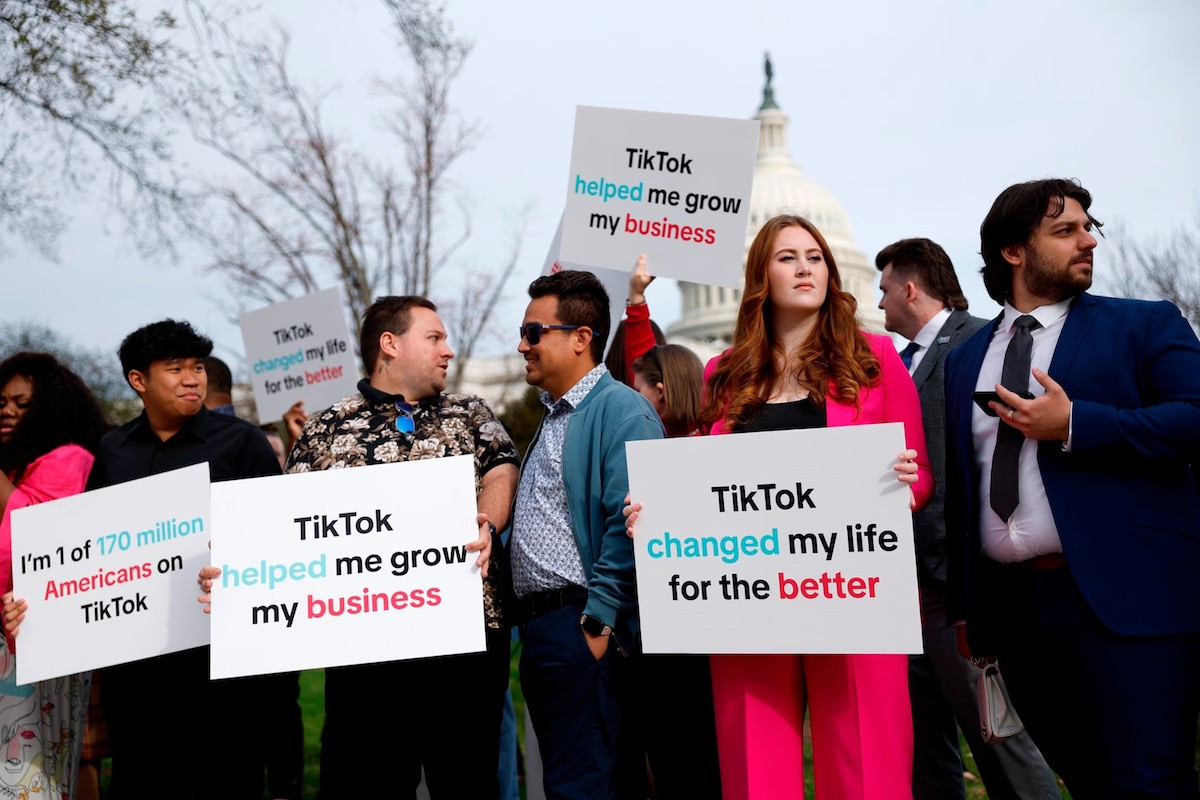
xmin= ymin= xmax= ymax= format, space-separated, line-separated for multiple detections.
xmin=518 ymin=323 xmax=581 ymax=346
xmin=395 ymin=400 xmax=415 ymax=435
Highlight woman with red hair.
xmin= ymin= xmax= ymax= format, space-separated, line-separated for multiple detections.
xmin=701 ymin=215 xmax=932 ymax=798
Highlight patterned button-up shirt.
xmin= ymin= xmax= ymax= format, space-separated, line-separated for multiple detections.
xmin=510 ymin=364 xmax=607 ymax=597
xmin=286 ymin=379 xmax=519 ymax=627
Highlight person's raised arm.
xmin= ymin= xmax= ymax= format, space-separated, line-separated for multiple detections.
xmin=623 ymin=255 xmax=660 ymax=381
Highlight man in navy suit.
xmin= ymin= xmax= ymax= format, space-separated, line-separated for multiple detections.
xmin=877 ymin=238 xmax=1057 ymax=800
xmin=945 ymin=178 xmax=1200 ymax=798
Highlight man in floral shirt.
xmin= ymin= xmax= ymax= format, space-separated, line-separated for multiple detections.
xmin=285 ymin=296 xmax=519 ymax=799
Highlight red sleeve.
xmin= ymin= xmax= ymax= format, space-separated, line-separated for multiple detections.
xmin=623 ymin=303 xmax=657 ymax=384
xmin=0 ymin=444 xmax=94 ymax=595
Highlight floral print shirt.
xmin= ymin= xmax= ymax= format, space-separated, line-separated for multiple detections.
xmin=286 ymin=379 xmax=520 ymax=628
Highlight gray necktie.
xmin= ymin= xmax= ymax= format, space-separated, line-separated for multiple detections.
xmin=990 ymin=315 xmax=1041 ymax=522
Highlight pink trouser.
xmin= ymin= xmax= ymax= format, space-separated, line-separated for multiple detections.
xmin=710 ymin=653 xmax=913 ymax=799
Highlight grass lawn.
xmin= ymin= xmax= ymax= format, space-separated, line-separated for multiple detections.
xmin=298 ymin=669 xmax=325 ymax=794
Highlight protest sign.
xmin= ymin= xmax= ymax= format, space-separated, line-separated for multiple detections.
xmin=561 ymin=106 xmax=758 ymax=288
xmin=209 ymin=455 xmax=485 ymax=678
xmin=541 ymin=213 xmax=629 ymax=360
xmin=11 ymin=463 xmax=212 ymax=684
xmin=239 ymin=287 xmax=358 ymax=422
xmin=626 ymin=424 xmax=921 ymax=654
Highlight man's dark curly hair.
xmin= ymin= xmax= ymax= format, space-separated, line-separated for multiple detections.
xmin=118 ymin=319 xmax=213 ymax=388
xmin=0 ymin=352 xmax=108 ymax=477
xmin=527 ymin=270 xmax=610 ymax=364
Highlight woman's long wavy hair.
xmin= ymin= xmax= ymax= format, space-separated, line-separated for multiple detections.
xmin=0 ymin=352 xmax=108 ymax=479
xmin=701 ymin=215 xmax=880 ymax=430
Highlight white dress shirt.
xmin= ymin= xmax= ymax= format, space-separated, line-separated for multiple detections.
xmin=972 ymin=299 xmax=1073 ymax=562
xmin=906 ymin=307 xmax=952 ymax=375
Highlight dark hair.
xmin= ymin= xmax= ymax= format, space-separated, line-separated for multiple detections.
xmin=702 ymin=215 xmax=879 ymax=429
xmin=359 ymin=296 xmax=438 ymax=373
xmin=605 ymin=318 xmax=666 ymax=386
xmin=979 ymin=178 xmax=1104 ymax=303
xmin=203 ymin=356 xmax=233 ymax=394
xmin=118 ymin=320 xmax=213 ymax=386
xmin=632 ymin=344 xmax=703 ymax=437
xmin=875 ymin=238 xmax=969 ymax=311
xmin=0 ymin=352 xmax=108 ymax=477
xmin=527 ymin=271 xmax=610 ymax=364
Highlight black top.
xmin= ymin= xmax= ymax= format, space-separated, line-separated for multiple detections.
xmin=735 ymin=398 xmax=827 ymax=434
xmin=88 ymin=407 xmax=288 ymax=789
xmin=87 ymin=405 xmax=281 ymax=490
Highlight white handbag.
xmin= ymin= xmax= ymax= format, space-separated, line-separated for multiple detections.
xmin=978 ymin=660 xmax=1026 ymax=743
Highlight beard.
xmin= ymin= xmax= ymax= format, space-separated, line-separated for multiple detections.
xmin=1023 ymin=247 xmax=1092 ymax=302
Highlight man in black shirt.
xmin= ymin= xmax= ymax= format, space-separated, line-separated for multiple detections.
xmin=92 ymin=320 xmax=289 ymax=800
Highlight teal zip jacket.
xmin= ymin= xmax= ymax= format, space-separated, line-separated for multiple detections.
xmin=512 ymin=370 xmax=664 ymax=647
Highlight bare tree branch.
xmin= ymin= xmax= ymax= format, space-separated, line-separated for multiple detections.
xmin=443 ymin=205 xmax=531 ymax=392
xmin=186 ymin=2 xmax=522 ymax=375
xmin=0 ymin=0 xmax=205 ymax=257
xmin=1099 ymin=213 xmax=1200 ymax=332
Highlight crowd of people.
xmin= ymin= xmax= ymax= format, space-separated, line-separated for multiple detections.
xmin=1 ymin=176 xmax=1197 ymax=800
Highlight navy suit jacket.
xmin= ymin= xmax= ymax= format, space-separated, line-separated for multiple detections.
xmin=945 ymin=292 xmax=1200 ymax=650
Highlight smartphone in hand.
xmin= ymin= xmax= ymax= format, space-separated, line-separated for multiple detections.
xmin=972 ymin=390 xmax=1035 ymax=416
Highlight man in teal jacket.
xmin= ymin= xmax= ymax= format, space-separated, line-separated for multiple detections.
xmin=508 ymin=269 xmax=663 ymax=799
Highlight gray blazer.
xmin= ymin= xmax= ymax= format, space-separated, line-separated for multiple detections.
xmin=910 ymin=309 xmax=988 ymax=586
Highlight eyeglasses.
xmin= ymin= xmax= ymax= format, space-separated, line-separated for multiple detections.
xmin=518 ymin=323 xmax=581 ymax=346
xmin=395 ymin=400 xmax=415 ymax=435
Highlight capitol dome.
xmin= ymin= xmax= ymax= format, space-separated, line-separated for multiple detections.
xmin=668 ymin=65 xmax=885 ymax=342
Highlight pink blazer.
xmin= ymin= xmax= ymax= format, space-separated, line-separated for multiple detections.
xmin=1 ymin=444 xmax=95 ymax=595
xmin=705 ymin=332 xmax=933 ymax=513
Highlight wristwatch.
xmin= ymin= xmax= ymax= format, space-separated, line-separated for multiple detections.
xmin=486 ymin=521 xmax=497 ymax=537
xmin=579 ymin=614 xmax=612 ymax=638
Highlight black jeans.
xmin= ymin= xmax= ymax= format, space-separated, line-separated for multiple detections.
xmin=318 ymin=626 xmax=511 ymax=800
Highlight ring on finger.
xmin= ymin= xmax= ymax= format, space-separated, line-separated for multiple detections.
xmin=1007 ymin=408 xmax=1016 ymax=421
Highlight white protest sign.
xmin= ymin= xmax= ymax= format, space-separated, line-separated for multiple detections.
xmin=561 ymin=106 xmax=758 ymax=289
xmin=627 ymin=424 xmax=921 ymax=654
xmin=209 ymin=455 xmax=485 ymax=679
xmin=541 ymin=213 xmax=629 ymax=361
xmin=239 ymin=287 xmax=358 ymax=422
xmin=11 ymin=463 xmax=212 ymax=684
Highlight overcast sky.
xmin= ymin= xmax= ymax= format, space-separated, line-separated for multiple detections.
xmin=6 ymin=0 xmax=1199 ymax=372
